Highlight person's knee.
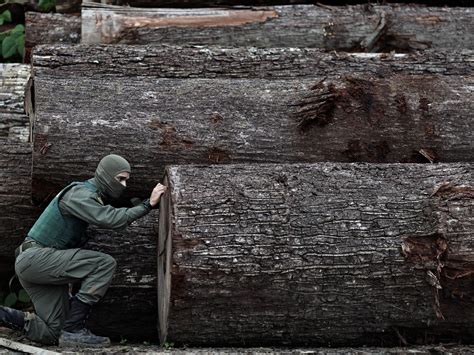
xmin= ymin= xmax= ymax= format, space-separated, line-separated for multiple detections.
xmin=100 ymin=254 xmax=117 ymax=273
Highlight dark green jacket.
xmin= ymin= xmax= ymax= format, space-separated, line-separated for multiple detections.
xmin=28 ymin=179 xmax=150 ymax=249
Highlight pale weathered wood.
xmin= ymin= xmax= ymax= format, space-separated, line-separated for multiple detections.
xmin=0 ymin=337 xmax=60 ymax=355
xmin=31 ymin=70 xmax=474 ymax=202
xmin=0 ymin=65 xmax=31 ymax=142
xmin=25 ymin=12 xmax=81 ymax=63
xmin=158 ymin=163 xmax=474 ymax=346
xmin=32 ymin=45 xmax=474 ymax=78
xmin=81 ymin=3 xmax=474 ymax=51
xmin=104 ymin=0 xmax=472 ymax=6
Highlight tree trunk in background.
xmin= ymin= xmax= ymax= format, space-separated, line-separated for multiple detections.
xmin=25 ymin=12 xmax=80 ymax=63
xmin=81 ymin=3 xmax=474 ymax=52
xmin=85 ymin=213 xmax=159 ymax=340
xmin=0 ymin=65 xmax=31 ymax=142
xmin=31 ymin=67 xmax=474 ymax=202
xmin=158 ymin=163 xmax=474 ymax=346
xmin=0 ymin=142 xmax=40 ymax=259
xmin=32 ymin=45 xmax=474 ymax=78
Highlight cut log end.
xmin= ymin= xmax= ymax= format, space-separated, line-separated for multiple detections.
xmin=157 ymin=174 xmax=172 ymax=344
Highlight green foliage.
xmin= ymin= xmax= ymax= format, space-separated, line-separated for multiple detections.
xmin=0 ymin=23 xmax=24 ymax=60
xmin=0 ymin=9 xmax=11 ymax=25
xmin=4 ymin=292 xmax=17 ymax=307
xmin=38 ymin=0 xmax=55 ymax=12
xmin=0 ymin=275 xmax=31 ymax=308
xmin=0 ymin=290 xmax=30 ymax=307
xmin=0 ymin=0 xmax=31 ymax=62
xmin=18 ymin=289 xmax=30 ymax=303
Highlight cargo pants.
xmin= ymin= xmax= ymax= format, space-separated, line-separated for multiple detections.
xmin=14 ymin=246 xmax=116 ymax=345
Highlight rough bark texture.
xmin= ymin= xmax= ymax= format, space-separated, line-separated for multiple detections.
xmin=100 ymin=0 xmax=473 ymax=6
xmin=31 ymin=71 xmax=473 ymax=202
xmin=84 ymin=213 xmax=160 ymax=340
xmin=0 ymin=64 xmax=31 ymax=142
xmin=81 ymin=3 xmax=474 ymax=51
xmin=25 ymin=12 xmax=81 ymax=63
xmin=32 ymin=45 xmax=474 ymax=78
xmin=0 ymin=142 xmax=40 ymax=260
xmin=159 ymin=163 xmax=474 ymax=346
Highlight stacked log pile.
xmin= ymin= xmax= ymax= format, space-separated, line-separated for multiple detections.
xmin=1 ymin=0 xmax=472 ymax=346
xmin=30 ymin=42 xmax=474 ymax=342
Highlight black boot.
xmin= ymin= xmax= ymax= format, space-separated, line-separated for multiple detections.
xmin=0 ymin=306 xmax=25 ymax=331
xmin=59 ymin=297 xmax=110 ymax=348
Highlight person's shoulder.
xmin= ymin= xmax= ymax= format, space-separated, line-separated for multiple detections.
xmin=63 ymin=181 xmax=102 ymax=204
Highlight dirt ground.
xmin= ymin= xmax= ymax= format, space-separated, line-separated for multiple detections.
xmin=1 ymin=329 xmax=474 ymax=355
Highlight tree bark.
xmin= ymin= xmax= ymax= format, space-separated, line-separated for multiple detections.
xmin=32 ymin=45 xmax=474 ymax=78
xmin=31 ymin=71 xmax=474 ymax=202
xmin=84 ymin=213 xmax=159 ymax=340
xmin=158 ymin=163 xmax=474 ymax=346
xmin=0 ymin=141 xmax=41 ymax=259
xmin=81 ymin=3 xmax=474 ymax=51
xmin=25 ymin=12 xmax=81 ymax=63
xmin=103 ymin=0 xmax=473 ymax=6
xmin=0 ymin=64 xmax=31 ymax=142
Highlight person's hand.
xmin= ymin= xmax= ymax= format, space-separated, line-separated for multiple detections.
xmin=150 ymin=183 xmax=167 ymax=207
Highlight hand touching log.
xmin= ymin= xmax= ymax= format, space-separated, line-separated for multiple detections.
xmin=150 ymin=183 xmax=167 ymax=207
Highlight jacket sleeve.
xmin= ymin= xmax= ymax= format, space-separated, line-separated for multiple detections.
xmin=59 ymin=187 xmax=152 ymax=230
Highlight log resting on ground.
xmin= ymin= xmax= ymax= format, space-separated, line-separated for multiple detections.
xmin=25 ymin=12 xmax=80 ymax=63
xmin=103 ymin=0 xmax=473 ymax=6
xmin=32 ymin=45 xmax=474 ymax=78
xmin=31 ymin=70 xmax=473 ymax=202
xmin=0 ymin=141 xmax=40 ymax=259
xmin=81 ymin=3 xmax=474 ymax=51
xmin=85 ymin=213 xmax=159 ymax=340
xmin=158 ymin=163 xmax=474 ymax=346
xmin=0 ymin=64 xmax=31 ymax=142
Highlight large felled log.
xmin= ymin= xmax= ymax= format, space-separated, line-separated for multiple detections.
xmin=84 ymin=213 xmax=159 ymax=340
xmin=31 ymin=64 xmax=473 ymax=202
xmin=25 ymin=12 xmax=80 ymax=63
xmin=82 ymin=3 xmax=474 ymax=51
xmin=102 ymin=0 xmax=473 ymax=6
xmin=0 ymin=141 xmax=40 ymax=260
xmin=0 ymin=64 xmax=31 ymax=142
xmin=32 ymin=45 xmax=474 ymax=78
xmin=158 ymin=163 xmax=474 ymax=346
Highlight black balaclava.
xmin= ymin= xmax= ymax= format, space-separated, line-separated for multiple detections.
xmin=95 ymin=154 xmax=131 ymax=200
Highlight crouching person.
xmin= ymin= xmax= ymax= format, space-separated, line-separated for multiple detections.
xmin=0 ymin=154 xmax=166 ymax=347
